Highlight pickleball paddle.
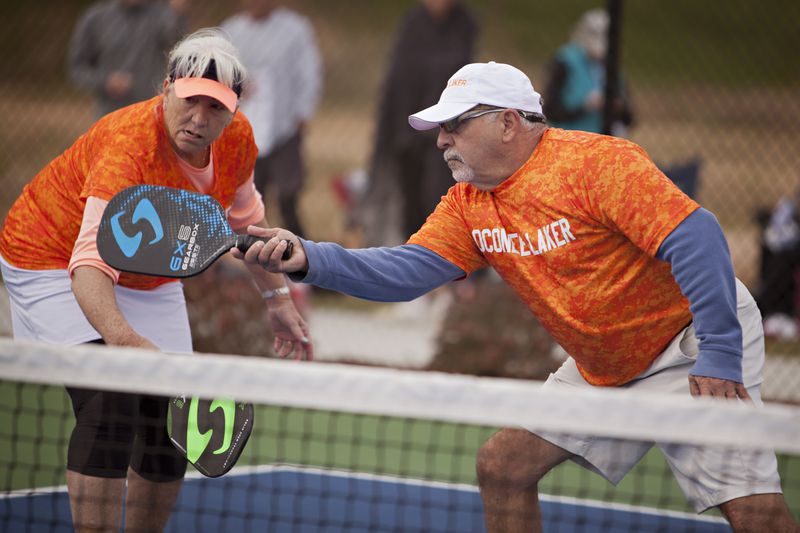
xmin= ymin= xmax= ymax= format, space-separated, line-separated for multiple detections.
xmin=97 ymin=184 xmax=292 ymax=278
xmin=167 ymin=395 xmax=254 ymax=477
xmin=97 ymin=185 xmax=281 ymax=476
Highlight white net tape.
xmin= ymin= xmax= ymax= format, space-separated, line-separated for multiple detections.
xmin=1 ymin=337 xmax=798 ymax=453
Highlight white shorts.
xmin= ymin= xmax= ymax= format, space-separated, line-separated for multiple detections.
xmin=1 ymin=255 xmax=192 ymax=353
xmin=537 ymin=279 xmax=782 ymax=512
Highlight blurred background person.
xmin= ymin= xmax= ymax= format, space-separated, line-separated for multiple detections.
xmin=67 ymin=0 xmax=190 ymax=119
xmin=355 ymin=0 xmax=477 ymax=247
xmin=756 ymin=188 xmax=800 ymax=340
xmin=221 ymin=0 xmax=322 ymax=317
xmin=543 ymin=9 xmax=703 ymax=201
xmin=221 ymin=0 xmax=322 ymax=240
xmin=543 ymin=8 xmax=633 ymax=136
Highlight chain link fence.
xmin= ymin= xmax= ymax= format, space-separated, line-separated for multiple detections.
xmin=1 ymin=0 xmax=798 ymax=395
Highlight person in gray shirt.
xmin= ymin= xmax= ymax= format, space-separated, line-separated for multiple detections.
xmin=67 ymin=0 xmax=190 ymax=118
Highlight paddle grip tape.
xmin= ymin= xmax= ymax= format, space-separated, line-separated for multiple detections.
xmin=236 ymin=235 xmax=294 ymax=260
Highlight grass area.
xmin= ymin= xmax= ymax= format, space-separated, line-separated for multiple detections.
xmin=2 ymin=380 xmax=798 ymax=522
xmin=0 ymin=382 xmax=71 ymax=490
xmin=246 ymin=405 xmax=711 ymax=515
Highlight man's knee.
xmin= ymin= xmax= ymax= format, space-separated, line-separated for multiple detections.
xmin=476 ymin=428 xmax=567 ymax=490
xmin=720 ymin=493 xmax=799 ymax=532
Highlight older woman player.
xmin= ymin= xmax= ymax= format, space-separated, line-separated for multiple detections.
xmin=0 ymin=28 xmax=312 ymax=532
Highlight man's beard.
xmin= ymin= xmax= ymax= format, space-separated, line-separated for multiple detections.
xmin=443 ymin=148 xmax=474 ymax=183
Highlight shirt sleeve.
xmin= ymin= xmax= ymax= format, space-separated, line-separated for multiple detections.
xmin=407 ymin=187 xmax=488 ymax=274
xmin=68 ymin=196 xmax=121 ymax=283
xmin=291 ymin=242 xmax=464 ymax=302
xmin=80 ymin=150 xmax=143 ymax=201
xmin=588 ymin=141 xmax=700 ymax=256
xmin=656 ymin=208 xmax=743 ymax=382
xmin=227 ymin=172 xmax=266 ymax=231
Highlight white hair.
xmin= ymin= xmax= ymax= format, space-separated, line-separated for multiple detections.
xmin=487 ymin=109 xmax=547 ymax=132
xmin=520 ymin=117 xmax=545 ymax=133
xmin=571 ymin=8 xmax=609 ymax=58
xmin=167 ymin=28 xmax=246 ymax=92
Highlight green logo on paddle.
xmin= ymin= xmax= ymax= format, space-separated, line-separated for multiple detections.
xmin=186 ymin=397 xmax=235 ymax=463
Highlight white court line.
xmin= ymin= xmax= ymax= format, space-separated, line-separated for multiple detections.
xmin=0 ymin=464 xmax=726 ymax=525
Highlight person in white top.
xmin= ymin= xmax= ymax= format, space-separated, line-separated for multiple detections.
xmin=222 ymin=0 xmax=323 ymax=237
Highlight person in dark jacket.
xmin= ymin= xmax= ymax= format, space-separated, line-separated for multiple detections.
xmin=67 ymin=0 xmax=189 ymax=118
xmin=543 ymin=8 xmax=633 ymax=136
xmin=357 ymin=0 xmax=478 ymax=246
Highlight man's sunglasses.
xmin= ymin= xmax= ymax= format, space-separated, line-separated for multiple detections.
xmin=439 ymin=107 xmax=544 ymax=134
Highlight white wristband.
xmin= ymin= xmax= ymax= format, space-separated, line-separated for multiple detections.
xmin=261 ymin=286 xmax=290 ymax=300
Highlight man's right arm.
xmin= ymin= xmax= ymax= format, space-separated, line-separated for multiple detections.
xmin=234 ymin=227 xmax=465 ymax=302
xmin=295 ymin=241 xmax=465 ymax=301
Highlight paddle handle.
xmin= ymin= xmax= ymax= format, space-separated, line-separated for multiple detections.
xmin=235 ymin=235 xmax=294 ymax=261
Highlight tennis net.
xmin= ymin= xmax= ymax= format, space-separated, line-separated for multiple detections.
xmin=1 ymin=337 xmax=798 ymax=532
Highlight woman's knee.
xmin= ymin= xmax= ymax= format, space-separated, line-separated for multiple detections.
xmin=66 ymin=388 xmax=138 ymax=478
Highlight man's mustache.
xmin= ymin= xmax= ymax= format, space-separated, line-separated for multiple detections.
xmin=443 ymin=149 xmax=464 ymax=164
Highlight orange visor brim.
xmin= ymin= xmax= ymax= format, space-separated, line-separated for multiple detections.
xmin=174 ymin=78 xmax=238 ymax=113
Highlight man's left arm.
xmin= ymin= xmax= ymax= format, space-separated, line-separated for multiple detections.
xmin=656 ymin=208 xmax=751 ymax=400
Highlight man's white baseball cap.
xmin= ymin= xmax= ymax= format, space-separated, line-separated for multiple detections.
xmin=408 ymin=61 xmax=543 ymax=131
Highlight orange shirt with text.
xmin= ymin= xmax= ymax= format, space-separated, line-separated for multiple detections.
xmin=409 ymin=128 xmax=699 ymax=386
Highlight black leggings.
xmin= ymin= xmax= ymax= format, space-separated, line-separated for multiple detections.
xmin=66 ymin=341 xmax=186 ymax=482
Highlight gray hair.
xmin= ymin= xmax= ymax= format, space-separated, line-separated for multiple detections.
xmin=571 ymin=9 xmax=608 ymax=58
xmin=167 ymin=28 xmax=246 ymax=95
xmin=520 ymin=116 xmax=546 ymax=133
xmin=485 ymin=107 xmax=547 ymax=132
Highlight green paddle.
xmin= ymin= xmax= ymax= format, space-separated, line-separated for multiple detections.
xmin=167 ymin=395 xmax=254 ymax=477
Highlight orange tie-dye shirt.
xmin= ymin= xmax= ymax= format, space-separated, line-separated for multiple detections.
xmin=0 ymin=96 xmax=258 ymax=291
xmin=409 ymin=128 xmax=699 ymax=386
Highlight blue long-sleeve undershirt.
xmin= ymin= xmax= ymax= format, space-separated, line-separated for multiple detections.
xmin=292 ymin=242 xmax=464 ymax=302
xmin=294 ymin=207 xmax=742 ymax=382
xmin=655 ymin=208 xmax=742 ymax=382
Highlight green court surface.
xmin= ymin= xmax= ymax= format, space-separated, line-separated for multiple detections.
xmin=1 ymin=380 xmax=797 ymax=522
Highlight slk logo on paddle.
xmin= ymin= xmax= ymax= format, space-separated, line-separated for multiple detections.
xmin=168 ymin=396 xmax=254 ymax=477
xmin=109 ymin=198 xmax=164 ymax=257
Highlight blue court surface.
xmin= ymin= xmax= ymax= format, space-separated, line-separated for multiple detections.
xmin=2 ymin=465 xmax=729 ymax=532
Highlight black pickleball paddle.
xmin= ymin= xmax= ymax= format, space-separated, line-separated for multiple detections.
xmin=97 ymin=184 xmax=292 ymax=278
